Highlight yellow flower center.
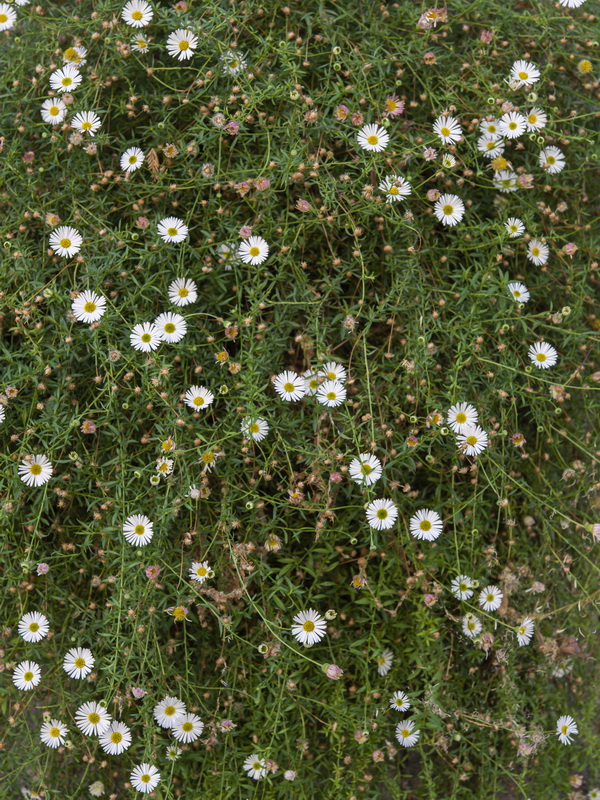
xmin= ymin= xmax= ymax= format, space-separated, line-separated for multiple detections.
xmin=253 ymin=762 xmax=262 ymax=771
xmin=128 ymin=155 xmax=138 ymax=164
xmin=486 ymin=594 xmax=494 ymax=602
xmin=182 ymin=721 xmax=193 ymax=731
xmin=141 ymin=774 xmax=151 ymax=783
xmin=141 ymin=333 xmax=151 ymax=342
xmin=389 ymin=186 xmax=399 ymax=194
xmin=50 ymin=727 xmax=60 ymax=737
xmin=486 ymin=142 xmax=495 ymax=150
xmin=249 ymin=423 xmax=259 ymax=433
xmin=459 ymin=583 xmax=468 ymax=592
xmin=30 ymin=464 xmax=42 ymax=475
xmin=165 ymin=706 xmax=175 ymax=716
xmin=420 ymin=520 xmax=431 ymax=531
xmin=488 ymin=125 xmax=496 ymax=133
xmin=193 ymin=396 xmax=205 ymax=406
xmin=466 ymin=435 xmax=477 ymax=446
xmin=82 ymin=121 xmax=92 ymax=130
xmin=531 ymin=248 xmax=539 ymax=256
xmin=134 ymin=524 xmax=145 ymax=535
xmin=60 ymin=238 xmax=72 ymax=248
xmin=249 ymin=246 xmax=260 ymax=257
xmin=303 ymin=620 xmax=315 ymax=632
xmin=536 ymin=353 xmax=546 ymax=362
xmin=178 ymin=287 xmax=189 ymax=297
xmin=110 ymin=731 xmax=122 ymax=743
xmin=376 ymin=509 xmax=388 ymax=519
xmin=75 ymin=657 xmax=86 ymax=668
xmin=0 ymin=13 xmax=7 ymax=22
xmin=167 ymin=227 xmax=178 ymax=237
xmin=401 ymin=729 xmax=410 ymax=738
xmin=283 ymin=382 xmax=295 ymax=393
xmin=547 ymin=156 xmax=555 ymax=164
xmin=88 ymin=712 xmax=100 ymax=724
xmin=361 ymin=464 xmax=373 ymax=475
xmin=84 ymin=301 xmax=96 ymax=313
xmin=528 ymin=115 xmax=537 ymax=124
xmin=367 ymin=135 xmax=378 ymax=145
xmin=178 ymin=40 xmax=189 ymax=51
xmin=132 ymin=9 xmax=143 ymax=19
xmin=508 ymin=122 xmax=517 ymax=130
xmin=61 ymin=77 xmax=73 ymax=86
xmin=518 ymin=71 xmax=528 ymax=80
xmin=386 ymin=100 xmax=396 ymax=111
xmin=24 ymin=671 xmax=33 ymax=681
xmin=50 ymin=106 xmax=60 ymax=116
xmin=29 ymin=622 xmax=40 ymax=632
xmin=164 ymin=323 xmax=176 ymax=333
xmin=456 ymin=412 xmax=466 ymax=423
xmin=561 ymin=725 xmax=568 ymax=735
xmin=326 ymin=391 xmax=336 ymax=400
xmin=197 ymin=567 xmax=207 ymax=576
xmin=443 ymin=205 xmax=454 ymax=215
xmin=513 ymin=290 xmax=521 ymax=297
xmin=440 ymin=127 xmax=450 ymax=137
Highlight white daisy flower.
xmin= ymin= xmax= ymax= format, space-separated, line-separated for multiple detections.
xmin=184 ymin=385 xmax=214 ymax=411
xmin=349 ymin=453 xmax=383 ymax=487
xmin=389 ymin=691 xmax=411 ymax=712
xmin=510 ymin=60 xmax=540 ymax=87
xmin=217 ymin=241 xmax=240 ymax=269
xmin=527 ymin=239 xmax=549 ymax=265
xmin=172 ymin=713 xmax=204 ymax=743
xmin=494 ymin=170 xmax=519 ymax=193
xmin=63 ymin=45 xmax=87 ymax=65
xmin=409 ymin=509 xmax=443 ymax=541
xmin=0 ymin=3 xmax=17 ymax=30
xmin=166 ymin=744 xmax=182 ymax=761
xmin=49 ymin=65 xmax=82 ymax=93
xmin=71 ymin=290 xmax=106 ymax=323
xmin=366 ymin=499 xmax=398 ymax=530
xmin=478 ymin=585 xmax=503 ymax=612
xmin=238 ymin=236 xmax=269 ymax=265
xmin=508 ymin=281 xmax=530 ymax=303
xmin=123 ymin=514 xmax=154 ymax=546
xmin=477 ymin=134 xmax=505 ymax=159
xmin=524 ymin=107 xmax=547 ymax=131
xmin=63 ymin=647 xmax=94 ymax=679
xmin=451 ymin=575 xmax=475 ymax=600
xmin=479 ymin=118 xmax=501 ymax=138
xmin=528 ymin=341 xmax=558 ymax=369
xmin=131 ymin=36 xmax=150 ymax=53
xmin=303 ymin=369 xmax=320 ymax=396
xmin=154 ymin=311 xmax=187 ymax=343
xmin=433 ymin=114 xmax=462 ymax=145
xmin=319 ymin=361 xmax=347 ymax=382
xmin=379 ymin=175 xmax=412 ymax=202
xmin=158 ymin=216 xmax=188 ymax=244
xmin=41 ymin=98 xmax=67 ymax=125
xmin=395 ymin=720 xmax=420 ymax=747
xmin=462 ymin=613 xmax=482 ymax=638
xmin=121 ymin=0 xmax=153 ymax=27
xmin=433 ymin=193 xmax=465 ymax=226
xmin=0 ymin=405 xmax=4 ymax=424
xmin=516 ymin=617 xmax=535 ymax=646
xmin=317 ymin=379 xmax=347 ymax=408
xmin=457 ymin=424 xmax=489 ymax=456
xmin=557 ymin=0 xmax=586 ymax=6
xmin=589 ymin=789 xmax=600 ymax=800
xmin=18 ymin=612 xmax=49 ymax=643
xmin=274 ymin=370 xmax=306 ymax=401
xmin=12 ymin=661 xmax=41 ymax=690
xmin=498 ymin=112 xmax=527 ymax=139
xmin=376 ymin=648 xmax=393 ymax=676
xmin=539 ymin=146 xmax=565 ymax=175
xmin=168 ymin=277 xmax=197 ymax=306
xmin=447 ymin=402 xmax=478 ymax=434
xmin=244 ymin=754 xmax=267 ymax=780
xmin=241 ymin=417 xmax=269 ymax=442
xmin=130 ymin=763 xmax=160 ymax=794
xmin=40 ymin=719 xmax=69 ymax=749
xmin=189 ymin=561 xmax=211 ymax=583
xmin=75 ymin=701 xmax=112 ymax=736
xmin=220 ymin=50 xmax=247 ymax=75
xmin=130 ymin=322 xmax=161 ymax=352
xmin=71 ymin=111 xmax=101 ymax=136
xmin=99 ymin=721 xmax=132 ymax=755
xmin=357 ymin=124 xmax=389 ymax=152
xmin=49 ymin=226 xmax=82 ymax=258
xmin=18 ymin=455 xmax=53 ymax=487
xmin=556 ymin=715 xmax=578 ymax=745
xmin=120 ymin=146 xmax=145 ymax=173
xmin=154 ymin=696 xmax=186 ymax=729
xmin=505 ymin=217 xmax=525 ymax=237
xmin=291 ymin=609 xmax=327 ymax=646
xmin=166 ymin=29 xmax=198 ymax=61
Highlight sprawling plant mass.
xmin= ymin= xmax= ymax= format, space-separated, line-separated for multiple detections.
xmin=1 ymin=0 xmax=599 ymax=797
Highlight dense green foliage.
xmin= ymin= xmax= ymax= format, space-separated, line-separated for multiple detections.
xmin=1 ymin=0 xmax=599 ymax=798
